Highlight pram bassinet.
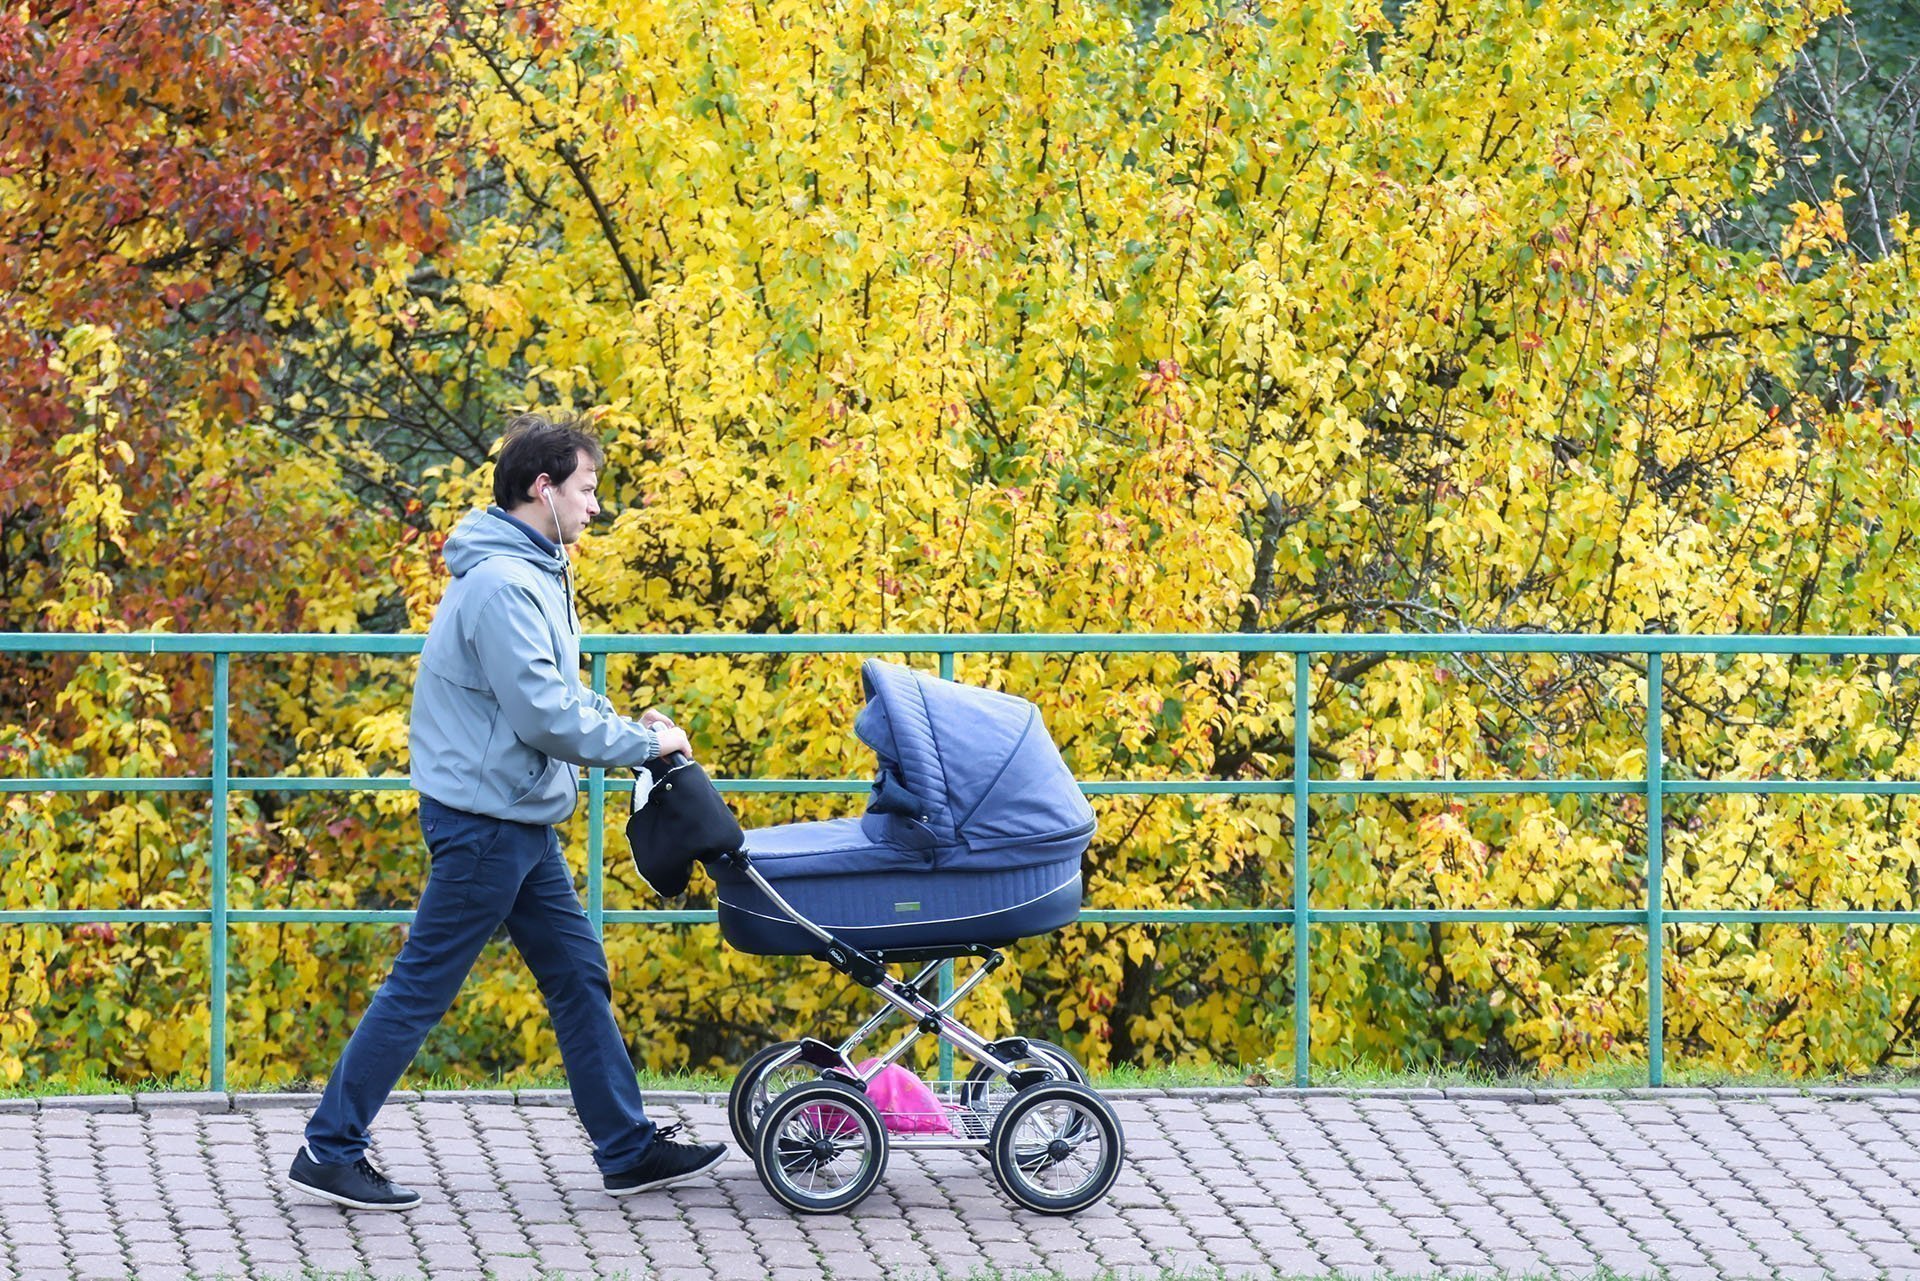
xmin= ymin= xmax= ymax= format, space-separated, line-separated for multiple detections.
xmin=707 ymin=659 xmax=1095 ymax=954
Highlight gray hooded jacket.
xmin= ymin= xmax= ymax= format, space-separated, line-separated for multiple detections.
xmin=409 ymin=508 xmax=658 ymax=824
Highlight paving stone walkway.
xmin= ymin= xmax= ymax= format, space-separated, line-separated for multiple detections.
xmin=4 ymin=1088 xmax=1920 ymax=1280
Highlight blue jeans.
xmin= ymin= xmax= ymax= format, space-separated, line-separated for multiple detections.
xmin=305 ymin=796 xmax=657 ymax=1174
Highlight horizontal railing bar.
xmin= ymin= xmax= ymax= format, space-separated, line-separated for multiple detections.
xmin=631 ymin=635 xmax=1920 ymax=656
xmin=0 ymin=911 xmax=213 ymax=924
xmin=1666 ymin=781 xmax=1920 ymax=795
xmin=0 ymin=776 xmax=1328 ymax=796
xmin=600 ymin=910 xmax=725 ymax=924
xmin=8 ymin=631 xmax=1920 ymax=656
xmin=0 ymin=635 xmax=430 ymax=654
xmin=1315 ymin=910 xmax=1644 ymax=924
xmin=10 ymin=776 xmax=1920 ymax=798
xmin=1078 ymin=910 xmax=1295 ymax=923
xmin=1316 ymin=909 xmax=1920 ymax=925
xmin=1316 ymin=781 xmax=1920 ymax=797
xmin=0 ymin=777 xmax=420 ymax=794
xmin=1667 ymin=910 xmax=1920 ymax=924
xmin=0 ymin=778 xmax=214 ymax=793
xmin=231 ymin=778 xmax=412 ymax=793
xmin=0 ymin=777 xmax=1287 ymax=796
xmin=1315 ymin=780 xmax=1637 ymax=795
xmin=720 ymin=780 xmax=1305 ymax=796
xmin=226 ymin=911 xmax=417 ymax=924
xmin=1064 ymin=781 xmax=1299 ymax=795
xmin=10 ymin=908 xmax=1918 ymax=927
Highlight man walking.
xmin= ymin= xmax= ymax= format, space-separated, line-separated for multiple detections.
xmin=289 ymin=413 xmax=726 ymax=1210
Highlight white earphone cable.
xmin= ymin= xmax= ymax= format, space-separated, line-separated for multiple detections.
xmin=543 ymin=488 xmax=569 ymax=568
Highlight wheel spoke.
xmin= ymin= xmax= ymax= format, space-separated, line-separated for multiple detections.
xmin=999 ymin=1093 xmax=1113 ymax=1203
xmin=763 ymin=1088 xmax=885 ymax=1210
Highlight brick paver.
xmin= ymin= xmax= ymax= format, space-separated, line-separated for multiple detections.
xmin=3 ymin=1091 xmax=1920 ymax=1279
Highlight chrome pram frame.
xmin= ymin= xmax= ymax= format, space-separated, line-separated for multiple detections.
xmin=716 ymin=848 xmax=1126 ymax=1216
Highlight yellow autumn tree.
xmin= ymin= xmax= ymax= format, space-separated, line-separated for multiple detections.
xmin=304 ymin=0 xmax=1914 ymax=1080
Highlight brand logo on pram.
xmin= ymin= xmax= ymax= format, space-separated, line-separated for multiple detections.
xmin=894 ymin=901 xmax=921 ymax=913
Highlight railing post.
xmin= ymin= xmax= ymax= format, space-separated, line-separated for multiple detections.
xmin=1293 ymin=651 xmax=1312 ymax=1087
xmin=588 ymin=652 xmax=607 ymax=939
xmin=938 ymin=649 xmax=956 ymax=1082
xmin=210 ymin=651 xmax=230 ymax=1094
xmin=1646 ymin=649 xmax=1665 ymax=1087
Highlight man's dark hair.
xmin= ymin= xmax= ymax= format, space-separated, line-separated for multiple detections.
xmin=493 ymin=412 xmax=605 ymax=508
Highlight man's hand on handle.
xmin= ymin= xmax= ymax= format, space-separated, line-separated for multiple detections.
xmin=641 ymin=708 xmax=692 ymax=761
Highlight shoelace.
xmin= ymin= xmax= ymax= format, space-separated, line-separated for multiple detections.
xmin=653 ymin=1123 xmax=683 ymax=1145
xmin=354 ymin=1157 xmax=394 ymax=1189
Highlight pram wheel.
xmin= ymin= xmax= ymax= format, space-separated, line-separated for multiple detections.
xmin=958 ymin=1037 xmax=1087 ymax=1123
xmin=753 ymin=1080 xmax=890 ymax=1214
xmin=728 ymin=1040 xmax=816 ymax=1150
xmin=987 ymin=1081 xmax=1124 ymax=1215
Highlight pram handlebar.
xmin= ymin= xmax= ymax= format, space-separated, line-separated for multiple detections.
xmin=735 ymin=856 xmax=841 ymax=951
xmin=731 ymin=855 xmax=920 ymax=991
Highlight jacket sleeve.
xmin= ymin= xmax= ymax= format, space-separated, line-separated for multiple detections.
xmin=470 ymin=583 xmax=660 ymax=769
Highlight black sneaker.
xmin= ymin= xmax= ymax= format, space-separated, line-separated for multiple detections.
xmin=287 ymin=1145 xmax=422 ymax=1211
xmin=603 ymin=1123 xmax=727 ymax=1196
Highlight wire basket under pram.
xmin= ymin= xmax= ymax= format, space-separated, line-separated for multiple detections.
xmin=641 ymin=659 xmax=1126 ymax=1215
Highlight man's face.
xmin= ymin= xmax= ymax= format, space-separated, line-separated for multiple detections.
xmin=540 ymin=452 xmax=600 ymax=545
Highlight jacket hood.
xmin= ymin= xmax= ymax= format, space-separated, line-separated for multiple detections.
xmin=443 ymin=508 xmax=565 ymax=579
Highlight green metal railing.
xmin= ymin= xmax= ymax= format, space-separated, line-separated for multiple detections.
xmin=5 ymin=632 xmax=1920 ymax=1092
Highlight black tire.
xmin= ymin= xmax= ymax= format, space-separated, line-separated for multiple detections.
xmin=958 ymin=1038 xmax=1087 ymax=1131
xmin=986 ymin=1081 xmax=1124 ymax=1215
xmin=753 ymin=1079 xmax=890 ymax=1215
xmin=727 ymin=1041 xmax=814 ymax=1152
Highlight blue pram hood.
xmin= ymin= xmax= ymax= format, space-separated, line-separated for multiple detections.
xmin=848 ymin=658 xmax=1096 ymax=871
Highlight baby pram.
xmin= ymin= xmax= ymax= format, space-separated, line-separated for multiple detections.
xmin=633 ymin=659 xmax=1125 ymax=1215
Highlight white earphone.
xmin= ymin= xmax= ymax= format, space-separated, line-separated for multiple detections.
xmin=542 ymin=484 xmax=569 ymax=566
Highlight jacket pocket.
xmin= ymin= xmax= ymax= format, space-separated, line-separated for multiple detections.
xmin=503 ymin=740 xmax=554 ymax=809
xmin=467 ymin=709 xmax=544 ymax=814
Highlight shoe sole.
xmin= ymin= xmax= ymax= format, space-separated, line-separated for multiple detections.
xmin=604 ymin=1148 xmax=727 ymax=1197
xmin=286 ymin=1173 xmax=421 ymax=1212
